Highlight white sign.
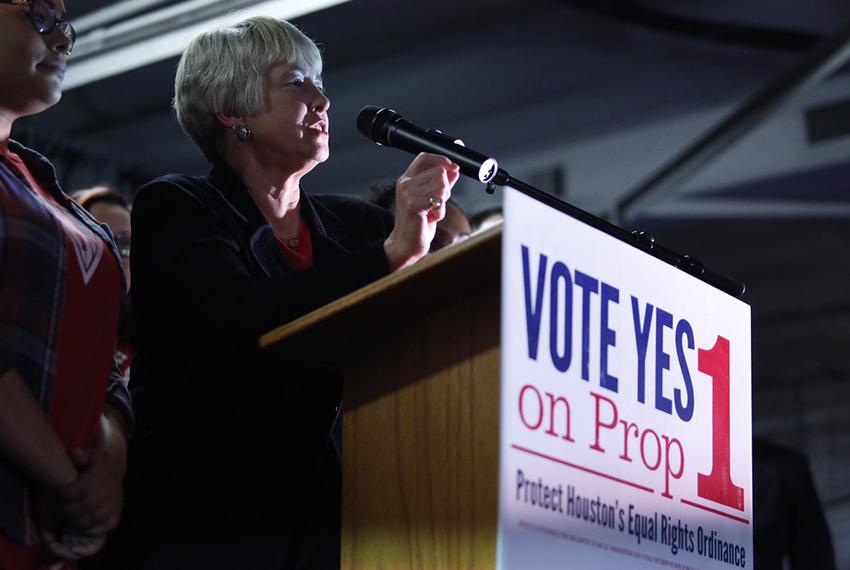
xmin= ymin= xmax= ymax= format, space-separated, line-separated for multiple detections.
xmin=498 ymin=188 xmax=753 ymax=569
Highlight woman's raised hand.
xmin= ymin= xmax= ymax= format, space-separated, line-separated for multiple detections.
xmin=384 ymin=153 xmax=460 ymax=271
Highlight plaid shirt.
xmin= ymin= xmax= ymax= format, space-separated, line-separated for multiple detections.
xmin=0 ymin=140 xmax=134 ymax=546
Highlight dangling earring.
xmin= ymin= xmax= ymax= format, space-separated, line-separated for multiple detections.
xmin=233 ymin=124 xmax=252 ymax=142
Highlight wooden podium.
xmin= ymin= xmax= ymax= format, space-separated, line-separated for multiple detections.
xmin=260 ymin=226 xmax=503 ymax=569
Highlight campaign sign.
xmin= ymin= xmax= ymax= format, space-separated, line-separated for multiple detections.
xmin=497 ymin=188 xmax=753 ymax=569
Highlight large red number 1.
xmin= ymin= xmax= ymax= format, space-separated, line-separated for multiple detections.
xmin=697 ymin=336 xmax=744 ymax=511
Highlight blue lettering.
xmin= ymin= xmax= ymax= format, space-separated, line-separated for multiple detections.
xmin=631 ymin=297 xmax=653 ymax=404
xmin=675 ymin=319 xmax=695 ymax=421
xmin=549 ymin=261 xmax=573 ymax=372
xmin=522 ymin=245 xmax=547 ymax=361
xmin=654 ymin=308 xmax=673 ymax=415
xmin=600 ymin=282 xmax=619 ymax=393
xmin=574 ymin=271 xmax=598 ymax=381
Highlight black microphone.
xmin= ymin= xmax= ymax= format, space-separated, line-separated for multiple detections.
xmin=357 ymin=106 xmax=502 ymax=184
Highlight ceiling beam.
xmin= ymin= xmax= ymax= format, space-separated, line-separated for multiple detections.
xmin=641 ymin=197 xmax=850 ymax=219
xmin=65 ymin=0 xmax=351 ymax=90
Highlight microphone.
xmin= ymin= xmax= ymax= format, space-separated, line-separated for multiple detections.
xmin=357 ymin=106 xmax=502 ymax=184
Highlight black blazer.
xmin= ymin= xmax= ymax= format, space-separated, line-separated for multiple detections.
xmin=95 ymin=163 xmax=393 ymax=570
xmin=753 ymin=438 xmax=836 ymax=570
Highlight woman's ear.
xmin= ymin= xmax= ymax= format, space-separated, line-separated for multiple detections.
xmin=216 ymin=112 xmax=244 ymax=129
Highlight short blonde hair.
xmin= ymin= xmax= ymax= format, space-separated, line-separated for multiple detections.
xmin=174 ymin=16 xmax=323 ymax=163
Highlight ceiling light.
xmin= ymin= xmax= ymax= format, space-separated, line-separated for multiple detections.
xmin=65 ymin=0 xmax=350 ymax=90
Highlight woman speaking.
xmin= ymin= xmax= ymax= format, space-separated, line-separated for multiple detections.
xmin=101 ymin=15 xmax=459 ymax=570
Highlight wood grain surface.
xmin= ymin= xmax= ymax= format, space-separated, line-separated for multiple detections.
xmin=259 ymin=226 xmax=501 ymax=361
xmin=341 ymin=285 xmax=500 ymax=570
xmin=259 ymin=227 xmax=503 ymax=569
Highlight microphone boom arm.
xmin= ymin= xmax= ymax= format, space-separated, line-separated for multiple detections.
xmin=356 ymin=106 xmax=745 ymax=298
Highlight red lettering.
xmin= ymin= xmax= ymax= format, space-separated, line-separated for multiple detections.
xmin=662 ymin=435 xmax=684 ymax=499
xmin=619 ymin=420 xmax=639 ymax=462
xmin=589 ymin=391 xmax=618 ymax=452
xmin=545 ymin=392 xmax=575 ymax=442
xmin=697 ymin=336 xmax=744 ymax=511
xmin=518 ymin=384 xmax=544 ymax=430
xmin=640 ymin=428 xmax=662 ymax=471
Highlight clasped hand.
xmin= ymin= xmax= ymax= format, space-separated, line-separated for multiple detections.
xmin=36 ymin=443 xmax=124 ymax=561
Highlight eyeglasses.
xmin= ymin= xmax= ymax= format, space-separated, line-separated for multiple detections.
xmin=113 ymin=231 xmax=131 ymax=259
xmin=2 ymin=0 xmax=76 ymax=55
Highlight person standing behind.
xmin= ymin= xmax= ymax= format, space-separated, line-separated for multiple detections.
xmin=71 ymin=186 xmax=131 ymax=287
xmin=430 ymin=200 xmax=471 ymax=251
xmin=0 ymin=1 xmax=134 ymax=568
xmin=753 ymin=438 xmax=836 ymax=569
xmin=72 ymin=186 xmax=134 ymax=384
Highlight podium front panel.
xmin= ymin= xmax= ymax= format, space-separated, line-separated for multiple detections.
xmin=342 ymin=285 xmax=501 ymax=569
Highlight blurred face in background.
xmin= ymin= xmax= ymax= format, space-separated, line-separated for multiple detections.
xmin=88 ymin=200 xmax=132 ymax=286
xmin=431 ymin=201 xmax=471 ymax=252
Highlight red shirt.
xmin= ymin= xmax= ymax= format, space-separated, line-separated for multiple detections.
xmin=0 ymin=148 xmax=122 ymax=570
xmin=275 ymin=221 xmax=314 ymax=270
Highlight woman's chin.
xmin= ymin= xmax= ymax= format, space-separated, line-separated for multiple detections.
xmin=33 ymin=82 xmax=63 ymax=110
xmin=33 ymin=75 xmax=64 ymax=107
xmin=18 ymin=94 xmax=59 ymax=118
xmin=45 ymin=91 xmax=62 ymax=108
xmin=305 ymin=145 xmax=330 ymax=165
